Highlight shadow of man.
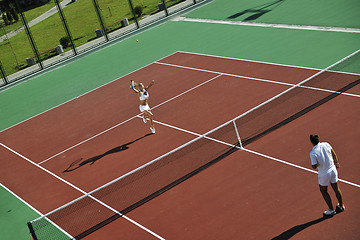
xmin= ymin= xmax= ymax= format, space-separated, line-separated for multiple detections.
xmin=271 ymin=215 xmax=334 ymax=240
xmin=63 ymin=133 xmax=152 ymax=173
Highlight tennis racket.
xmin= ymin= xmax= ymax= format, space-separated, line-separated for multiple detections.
xmin=130 ymin=80 xmax=137 ymax=88
xmin=130 ymin=80 xmax=138 ymax=89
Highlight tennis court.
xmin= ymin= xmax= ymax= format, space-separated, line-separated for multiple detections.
xmin=1 ymin=50 xmax=360 ymax=239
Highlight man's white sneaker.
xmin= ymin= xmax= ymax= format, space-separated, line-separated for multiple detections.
xmin=142 ymin=115 xmax=147 ymax=123
xmin=336 ymin=203 xmax=345 ymax=212
xmin=150 ymin=127 xmax=155 ymax=134
xmin=323 ymin=209 xmax=336 ymax=216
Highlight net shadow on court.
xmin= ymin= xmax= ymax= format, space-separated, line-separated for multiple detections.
xmin=75 ymin=144 xmax=240 ymax=239
xmin=240 ymin=78 xmax=360 ymax=147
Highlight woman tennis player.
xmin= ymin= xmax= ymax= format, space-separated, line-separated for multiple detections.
xmin=130 ymin=80 xmax=155 ymax=134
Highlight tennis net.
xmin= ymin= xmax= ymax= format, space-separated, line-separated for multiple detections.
xmin=27 ymin=49 xmax=359 ymax=239
xmin=234 ymin=49 xmax=360 ymax=147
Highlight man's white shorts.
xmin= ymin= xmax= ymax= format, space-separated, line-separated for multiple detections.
xmin=318 ymin=169 xmax=338 ymax=186
xmin=139 ymin=104 xmax=150 ymax=113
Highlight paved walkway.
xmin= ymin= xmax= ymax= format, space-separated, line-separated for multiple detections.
xmin=0 ymin=0 xmax=73 ymax=43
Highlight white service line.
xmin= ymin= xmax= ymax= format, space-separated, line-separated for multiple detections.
xmin=39 ymin=73 xmax=223 ymax=165
xmin=0 ymin=142 xmax=166 ymax=240
xmin=38 ymin=115 xmax=138 ymax=164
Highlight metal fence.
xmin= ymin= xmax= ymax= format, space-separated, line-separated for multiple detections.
xmin=0 ymin=0 xmax=207 ymax=88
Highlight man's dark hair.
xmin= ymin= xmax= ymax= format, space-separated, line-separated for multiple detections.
xmin=310 ymin=134 xmax=319 ymax=145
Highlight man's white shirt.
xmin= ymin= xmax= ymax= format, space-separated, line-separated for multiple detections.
xmin=310 ymin=142 xmax=336 ymax=175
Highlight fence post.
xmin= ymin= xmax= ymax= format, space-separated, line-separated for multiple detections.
xmin=14 ymin=0 xmax=43 ymax=70
xmin=92 ymin=0 xmax=109 ymax=42
xmin=161 ymin=0 xmax=169 ymax=16
xmin=54 ymin=0 xmax=77 ymax=56
xmin=127 ymin=0 xmax=139 ymax=29
xmin=0 ymin=60 xmax=8 ymax=85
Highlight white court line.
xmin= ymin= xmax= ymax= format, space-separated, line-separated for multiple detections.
xmin=39 ymin=73 xmax=223 ymax=165
xmin=156 ymin=61 xmax=296 ymax=86
xmin=155 ymin=62 xmax=360 ymax=98
xmin=177 ymin=50 xmax=360 ymax=77
xmin=38 ymin=115 xmax=138 ymax=165
xmin=0 ymin=142 xmax=166 ymax=240
xmin=177 ymin=17 xmax=360 ymax=34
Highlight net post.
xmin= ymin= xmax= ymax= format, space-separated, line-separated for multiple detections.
xmin=232 ymin=120 xmax=243 ymax=149
xmin=27 ymin=221 xmax=38 ymax=240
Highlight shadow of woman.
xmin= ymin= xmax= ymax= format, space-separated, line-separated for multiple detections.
xmin=271 ymin=215 xmax=333 ymax=240
xmin=63 ymin=133 xmax=152 ymax=173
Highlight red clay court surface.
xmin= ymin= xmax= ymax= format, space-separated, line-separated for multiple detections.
xmin=1 ymin=51 xmax=359 ymax=239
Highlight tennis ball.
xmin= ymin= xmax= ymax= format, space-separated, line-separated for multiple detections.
xmin=136 ymin=39 xmax=139 ymax=42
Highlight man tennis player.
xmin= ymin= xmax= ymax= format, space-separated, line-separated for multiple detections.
xmin=130 ymin=80 xmax=155 ymax=134
xmin=309 ymin=134 xmax=345 ymax=216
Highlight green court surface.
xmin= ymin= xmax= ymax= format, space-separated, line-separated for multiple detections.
xmin=185 ymin=0 xmax=360 ymax=28
xmin=1 ymin=1 xmax=359 ymax=239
